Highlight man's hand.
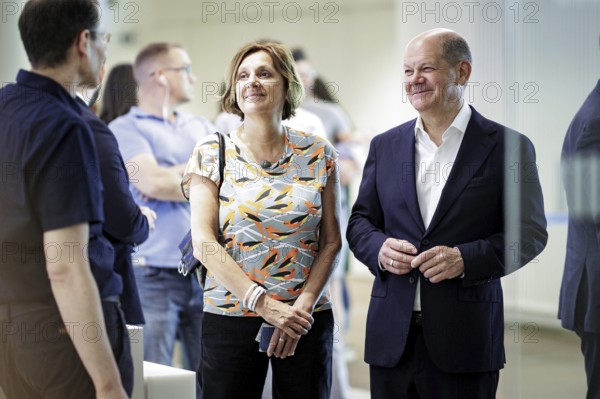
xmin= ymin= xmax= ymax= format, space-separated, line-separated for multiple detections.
xmin=411 ymin=246 xmax=464 ymax=283
xmin=379 ymin=238 xmax=418 ymax=275
xmin=139 ymin=206 xmax=157 ymax=230
xmin=96 ymin=385 xmax=128 ymax=399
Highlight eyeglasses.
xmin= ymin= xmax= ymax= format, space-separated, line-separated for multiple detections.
xmin=149 ymin=65 xmax=193 ymax=77
xmin=90 ymin=31 xmax=112 ymax=45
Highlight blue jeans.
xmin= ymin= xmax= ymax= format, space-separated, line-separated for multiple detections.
xmin=134 ymin=266 xmax=203 ymax=398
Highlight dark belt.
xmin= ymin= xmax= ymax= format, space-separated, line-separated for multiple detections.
xmin=135 ymin=265 xmax=181 ymax=272
xmin=102 ymin=295 xmax=120 ymax=304
xmin=411 ymin=311 xmax=423 ymax=328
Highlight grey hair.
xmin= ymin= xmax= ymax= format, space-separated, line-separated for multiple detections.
xmin=441 ymin=36 xmax=472 ymax=65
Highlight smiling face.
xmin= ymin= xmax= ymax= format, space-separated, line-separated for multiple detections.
xmin=235 ymin=50 xmax=286 ymax=120
xmin=403 ymin=34 xmax=467 ymax=117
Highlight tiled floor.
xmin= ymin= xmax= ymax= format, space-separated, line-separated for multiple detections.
xmin=344 ymin=275 xmax=587 ymax=399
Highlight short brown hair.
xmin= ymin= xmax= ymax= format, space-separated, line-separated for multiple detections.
xmin=221 ymin=41 xmax=304 ymax=121
xmin=133 ymin=42 xmax=182 ymax=82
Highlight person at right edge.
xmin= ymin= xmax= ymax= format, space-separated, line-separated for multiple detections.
xmin=346 ymin=28 xmax=548 ymax=399
xmin=559 ymin=34 xmax=600 ymax=399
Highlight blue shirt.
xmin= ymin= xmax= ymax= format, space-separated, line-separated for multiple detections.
xmin=0 ymin=70 xmax=104 ymax=303
xmin=78 ymin=97 xmax=148 ymax=323
xmin=109 ymin=106 xmax=215 ymax=268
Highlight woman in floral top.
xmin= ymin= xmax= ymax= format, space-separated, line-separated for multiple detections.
xmin=182 ymin=41 xmax=341 ymax=399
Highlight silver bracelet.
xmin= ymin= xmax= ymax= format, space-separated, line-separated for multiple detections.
xmin=248 ymin=287 xmax=266 ymax=312
xmin=242 ymin=283 xmax=258 ymax=309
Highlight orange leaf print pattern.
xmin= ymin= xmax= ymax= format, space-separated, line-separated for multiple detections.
xmin=183 ymin=129 xmax=338 ymax=316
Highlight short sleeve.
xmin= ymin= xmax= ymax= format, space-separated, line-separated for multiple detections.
xmin=109 ymin=116 xmax=153 ymax=162
xmin=31 ymin=120 xmax=103 ymax=231
xmin=181 ymin=133 xmax=222 ymax=200
xmin=322 ymin=138 xmax=339 ymax=181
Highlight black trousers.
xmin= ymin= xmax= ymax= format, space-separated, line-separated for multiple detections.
xmin=102 ymin=301 xmax=134 ymax=397
xmin=0 ymin=301 xmax=133 ymax=398
xmin=200 ymin=310 xmax=333 ymax=399
xmin=370 ymin=313 xmax=499 ymax=399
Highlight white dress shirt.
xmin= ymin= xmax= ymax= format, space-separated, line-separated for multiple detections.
xmin=412 ymin=101 xmax=471 ymax=311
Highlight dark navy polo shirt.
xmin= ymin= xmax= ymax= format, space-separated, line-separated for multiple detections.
xmin=77 ymin=97 xmax=147 ymax=324
xmin=0 ymin=70 xmax=120 ymax=303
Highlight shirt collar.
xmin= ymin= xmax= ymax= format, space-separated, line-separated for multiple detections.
xmin=130 ymin=105 xmax=188 ymax=127
xmin=414 ymin=100 xmax=472 ymax=139
xmin=16 ymin=69 xmax=79 ymax=109
xmin=75 ymin=92 xmax=88 ymax=106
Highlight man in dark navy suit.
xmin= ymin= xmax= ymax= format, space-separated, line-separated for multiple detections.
xmin=347 ymin=29 xmax=548 ymax=399
xmin=560 ymin=35 xmax=600 ymax=399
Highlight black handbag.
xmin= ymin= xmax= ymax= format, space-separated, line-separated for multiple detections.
xmin=178 ymin=132 xmax=226 ymax=288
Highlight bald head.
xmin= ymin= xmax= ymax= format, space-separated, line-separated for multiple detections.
xmin=407 ymin=29 xmax=472 ymax=66
xmin=403 ymin=29 xmax=472 ymax=118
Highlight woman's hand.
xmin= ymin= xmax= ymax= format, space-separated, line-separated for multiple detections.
xmin=255 ymin=296 xmax=313 ymax=339
xmin=265 ymin=293 xmax=317 ymax=358
xmin=292 ymin=292 xmax=317 ymax=315
xmin=267 ymin=327 xmax=300 ymax=359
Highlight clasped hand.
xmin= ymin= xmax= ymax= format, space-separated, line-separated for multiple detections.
xmin=257 ymin=296 xmax=314 ymax=358
xmin=379 ymin=238 xmax=464 ymax=283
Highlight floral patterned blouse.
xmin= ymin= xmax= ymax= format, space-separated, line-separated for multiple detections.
xmin=182 ymin=128 xmax=338 ymax=316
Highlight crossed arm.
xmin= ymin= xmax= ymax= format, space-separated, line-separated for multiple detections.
xmin=127 ymin=153 xmax=188 ymax=202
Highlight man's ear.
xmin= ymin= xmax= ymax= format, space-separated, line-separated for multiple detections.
xmin=75 ymin=29 xmax=91 ymax=58
xmin=458 ymin=60 xmax=472 ymax=85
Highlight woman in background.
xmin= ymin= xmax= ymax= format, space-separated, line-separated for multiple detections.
xmin=100 ymin=63 xmax=138 ymax=124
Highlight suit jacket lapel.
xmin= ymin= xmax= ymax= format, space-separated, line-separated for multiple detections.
xmin=395 ymin=121 xmax=426 ymax=233
xmin=425 ymin=107 xmax=498 ymax=235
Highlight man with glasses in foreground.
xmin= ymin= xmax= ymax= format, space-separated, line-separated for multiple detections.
xmin=109 ymin=43 xmax=215 ymax=399
xmin=0 ymin=0 xmax=128 ymax=397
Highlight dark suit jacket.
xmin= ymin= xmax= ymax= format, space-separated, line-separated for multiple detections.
xmin=347 ymin=106 xmax=547 ymax=373
xmin=78 ymin=98 xmax=149 ymax=325
xmin=560 ymin=79 xmax=600 ymax=333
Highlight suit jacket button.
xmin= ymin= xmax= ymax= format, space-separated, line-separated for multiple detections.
xmin=422 ymin=239 xmax=430 ymax=246
xmin=409 ymin=276 xmax=416 ymax=284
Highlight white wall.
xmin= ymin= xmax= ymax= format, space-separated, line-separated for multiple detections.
xmin=0 ymin=2 xmax=28 ymax=83
xmin=106 ymin=0 xmax=399 ymax=135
